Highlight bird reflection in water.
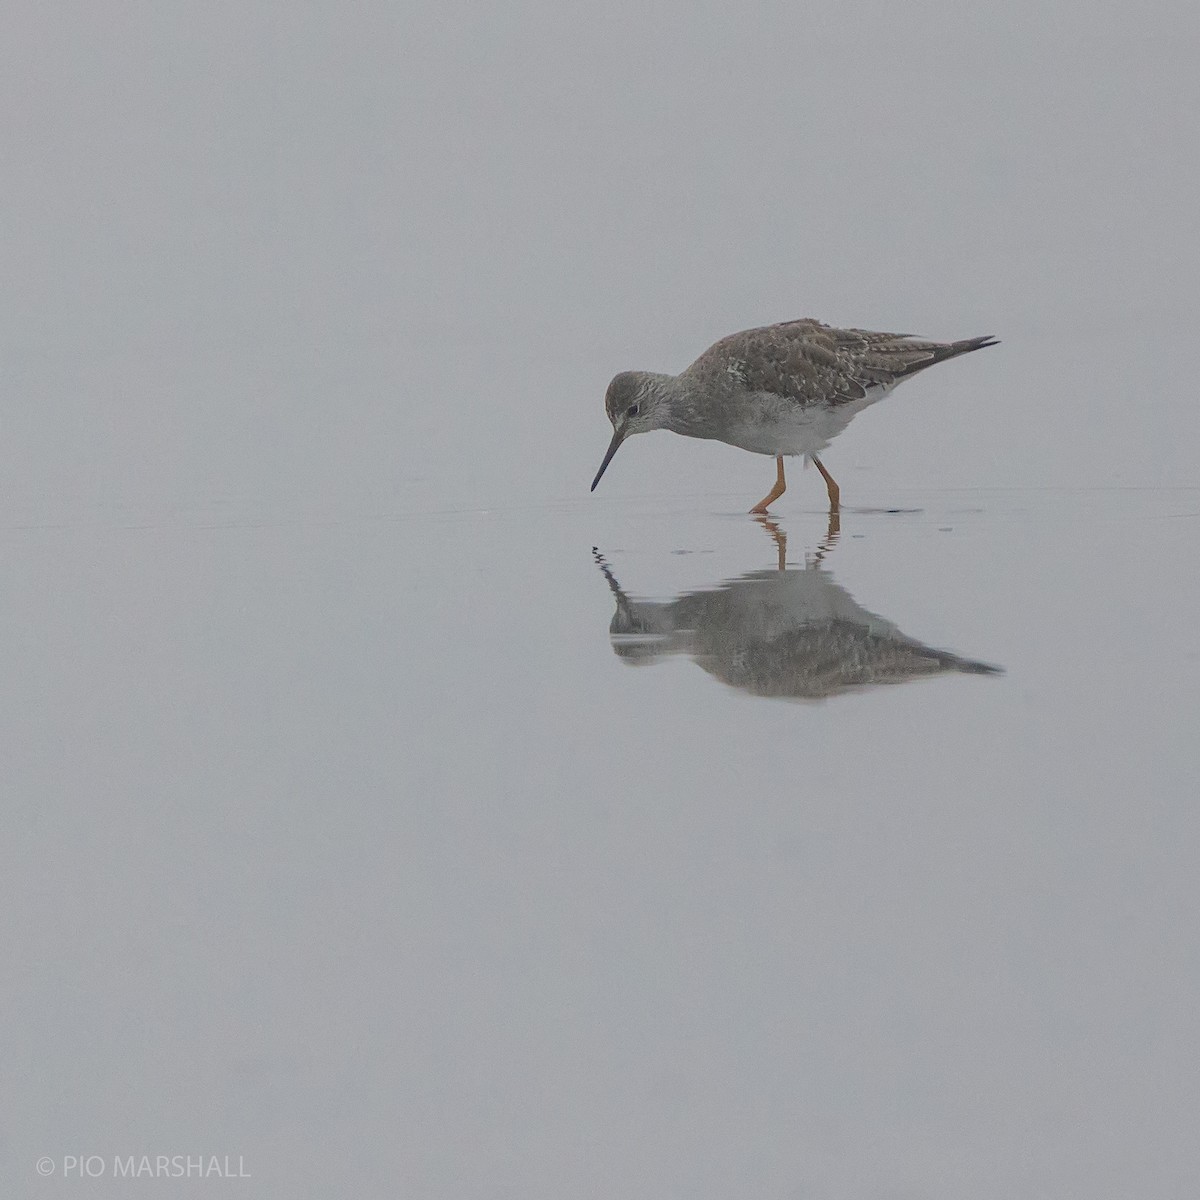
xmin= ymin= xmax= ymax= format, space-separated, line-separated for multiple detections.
xmin=593 ymin=515 xmax=1002 ymax=701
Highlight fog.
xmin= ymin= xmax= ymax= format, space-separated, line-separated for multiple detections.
xmin=4 ymin=1 xmax=1199 ymax=1196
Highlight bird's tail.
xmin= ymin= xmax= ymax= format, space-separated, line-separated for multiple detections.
xmin=945 ymin=334 xmax=999 ymax=358
xmin=891 ymin=334 xmax=999 ymax=379
xmin=950 ymin=654 xmax=1004 ymax=676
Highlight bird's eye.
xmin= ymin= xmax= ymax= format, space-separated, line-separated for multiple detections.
xmin=627 ymin=404 xmax=640 ymax=418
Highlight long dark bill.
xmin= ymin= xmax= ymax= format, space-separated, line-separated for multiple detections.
xmin=590 ymin=428 xmax=625 ymax=492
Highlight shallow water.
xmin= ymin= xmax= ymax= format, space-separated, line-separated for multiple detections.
xmin=7 ymin=485 xmax=1199 ymax=1196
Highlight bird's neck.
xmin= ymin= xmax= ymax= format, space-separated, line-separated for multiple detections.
xmin=636 ymin=372 xmax=686 ymax=427
xmin=637 ymin=371 xmax=679 ymax=400
xmin=638 ymin=372 xmax=711 ymax=435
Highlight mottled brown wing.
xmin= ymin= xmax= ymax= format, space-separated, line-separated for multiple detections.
xmin=824 ymin=325 xmax=995 ymax=386
xmin=688 ymin=320 xmax=993 ymax=408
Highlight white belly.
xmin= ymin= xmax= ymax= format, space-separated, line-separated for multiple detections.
xmin=722 ymin=386 xmax=891 ymax=457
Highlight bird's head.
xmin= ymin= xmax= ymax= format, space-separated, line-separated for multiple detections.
xmin=591 ymin=372 xmax=671 ymax=491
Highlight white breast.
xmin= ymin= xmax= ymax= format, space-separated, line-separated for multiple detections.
xmin=721 ymin=386 xmax=892 ymax=457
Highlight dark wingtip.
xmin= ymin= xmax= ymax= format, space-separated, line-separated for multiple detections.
xmin=957 ymin=659 xmax=1005 ymax=676
xmin=927 ymin=334 xmax=998 ymax=368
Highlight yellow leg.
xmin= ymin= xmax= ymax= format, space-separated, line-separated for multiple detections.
xmin=750 ymin=455 xmax=786 ymax=514
xmin=812 ymin=455 xmax=840 ymax=510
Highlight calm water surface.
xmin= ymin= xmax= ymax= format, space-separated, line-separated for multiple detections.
xmin=6 ymin=486 xmax=1198 ymax=1197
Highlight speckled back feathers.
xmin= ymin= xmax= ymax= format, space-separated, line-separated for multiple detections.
xmin=683 ymin=318 xmax=997 ymax=409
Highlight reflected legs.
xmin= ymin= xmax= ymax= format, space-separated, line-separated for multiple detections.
xmin=752 ymin=514 xmax=788 ymax=571
xmin=814 ymin=506 xmax=840 ymax=563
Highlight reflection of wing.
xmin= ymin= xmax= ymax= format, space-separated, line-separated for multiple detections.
xmin=597 ymin=553 xmax=1001 ymax=702
xmin=693 ymin=614 xmax=1000 ymax=700
xmin=683 ymin=320 xmax=998 ymax=409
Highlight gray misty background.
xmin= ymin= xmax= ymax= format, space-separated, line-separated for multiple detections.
xmin=3 ymin=1 xmax=1199 ymax=1198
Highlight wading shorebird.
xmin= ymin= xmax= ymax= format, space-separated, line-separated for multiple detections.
xmin=590 ymin=318 xmax=997 ymax=512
